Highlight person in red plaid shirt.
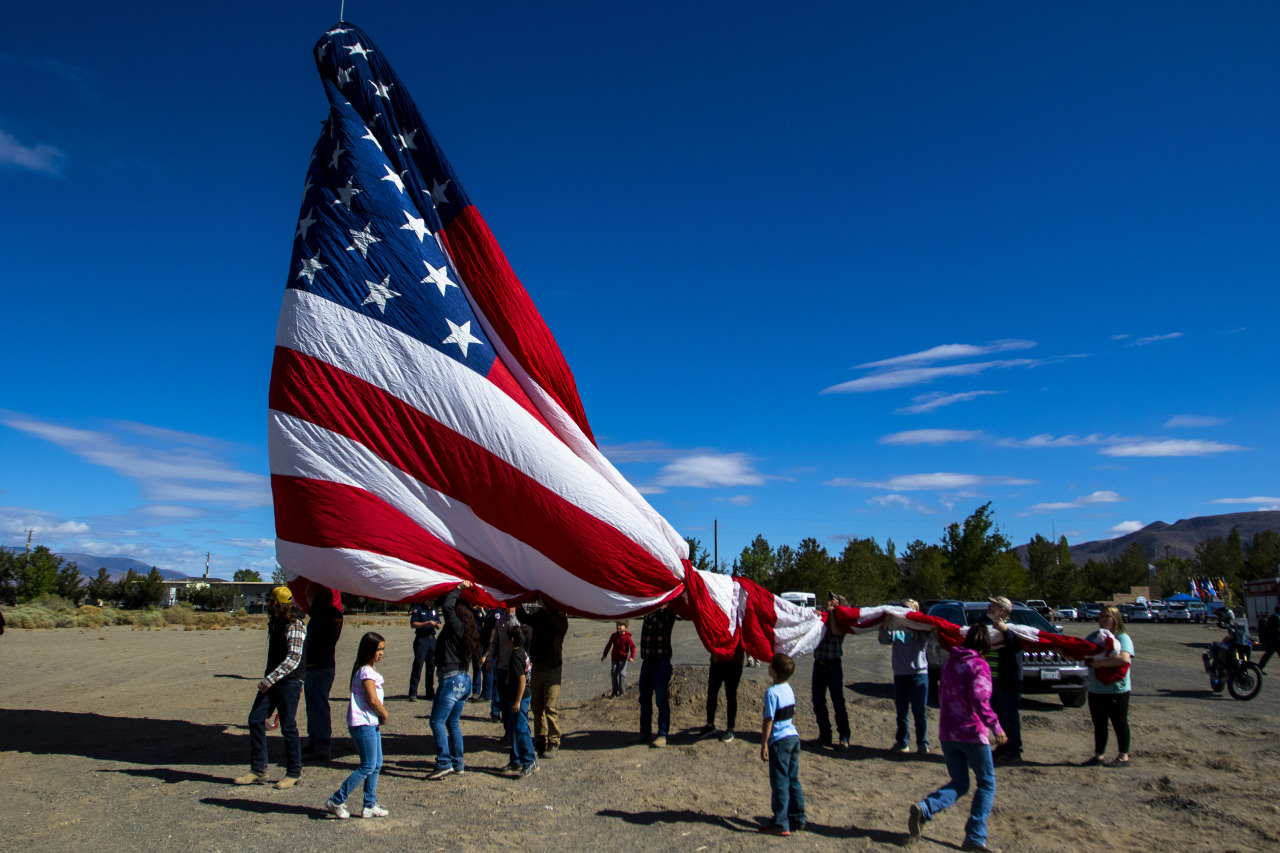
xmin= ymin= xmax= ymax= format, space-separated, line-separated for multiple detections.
xmin=601 ymin=621 xmax=637 ymax=697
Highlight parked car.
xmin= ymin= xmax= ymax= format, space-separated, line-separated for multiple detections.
xmin=1025 ymin=599 xmax=1052 ymax=618
xmin=926 ymin=600 xmax=1088 ymax=707
xmin=1186 ymin=602 xmax=1208 ymax=623
xmin=1127 ymin=605 xmax=1155 ymax=623
xmin=1159 ymin=603 xmax=1192 ymax=623
xmin=1055 ymin=604 xmax=1079 ymax=621
xmin=1081 ymin=603 xmax=1103 ymax=622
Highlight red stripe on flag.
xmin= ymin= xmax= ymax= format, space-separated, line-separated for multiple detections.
xmin=737 ymin=577 xmax=778 ymax=660
xmin=440 ymin=207 xmax=596 ymax=445
xmin=485 ymin=356 xmax=556 ymax=436
xmin=273 ymin=474 xmax=522 ymax=600
xmin=270 ymin=347 xmax=676 ymax=598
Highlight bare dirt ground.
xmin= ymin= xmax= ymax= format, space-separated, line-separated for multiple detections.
xmin=3 ymin=617 xmax=1280 ymax=852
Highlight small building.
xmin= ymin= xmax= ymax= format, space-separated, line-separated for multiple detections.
xmin=1243 ymin=578 xmax=1280 ymax=632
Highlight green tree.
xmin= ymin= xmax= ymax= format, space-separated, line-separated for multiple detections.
xmin=901 ymin=539 xmax=950 ymax=601
xmin=272 ymin=565 xmax=288 ymax=585
xmin=85 ymin=567 xmax=115 ymax=604
xmin=1042 ymin=536 xmax=1080 ymax=606
xmin=1244 ymin=530 xmax=1280 ymax=580
xmin=778 ymin=538 xmax=833 ymax=595
xmin=734 ymin=535 xmax=775 ymax=586
xmin=685 ymin=538 xmax=716 ymax=574
xmin=18 ymin=545 xmax=62 ymax=602
xmin=1155 ymin=555 xmax=1194 ymax=599
xmin=1114 ymin=542 xmax=1152 ymax=590
xmin=233 ymin=569 xmax=264 ymax=582
xmin=0 ymin=548 xmax=19 ymax=604
xmin=983 ymin=550 xmax=1028 ymax=600
xmin=942 ymin=503 xmax=1011 ymax=599
xmin=1024 ymin=534 xmax=1057 ymax=598
xmin=117 ymin=567 xmax=165 ymax=609
xmin=836 ymin=537 xmax=899 ymax=605
xmin=1195 ymin=529 xmax=1245 ymax=594
xmin=188 ymin=583 xmax=235 ymax=611
xmin=55 ymin=560 xmax=85 ymax=605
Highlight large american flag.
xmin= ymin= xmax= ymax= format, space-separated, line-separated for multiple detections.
xmin=269 ymin=22 xmax=824 ymax=659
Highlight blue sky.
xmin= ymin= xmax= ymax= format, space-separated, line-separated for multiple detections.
xmin=2 ymin=2 xmax=1277 ymax=578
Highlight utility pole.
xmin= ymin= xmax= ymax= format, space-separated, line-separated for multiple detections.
xmin=25 ymin=529 xmax=33 ymax=571
xmin=714 ymin=519 xmax=718 ymax=573
xmin=205 ymin=552 xmax=210 ymax=579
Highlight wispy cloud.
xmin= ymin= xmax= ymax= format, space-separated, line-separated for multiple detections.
xmin=822 ymin=359 xmax=1037 ymax=394
xmin=1211 ymin=496 xmax=1280 ymax=506
xmin=713 ymin=495 xmax=755 ymax=507
xmin=1130 ymin=332 xmax=1183 ymax=346
xmin=996 ymin=433 xmax=1135 ymax=449
xmin=826 ymin=473 xmax=1035 ymax=491
xmin=652 ymin=453 xmax=765 ymax=490
xmin=1110 ymin=334 xmax=1130 ymax=341
xmin=857 ymin=340 xmax=1036 ymax=369
xmin=1108 ymin=521 xmax=1144 ymax=537
xmin=866 ymin=494 xmax=937 ymax=513
xmin=1 ymin=411 xmax=270 ymax=507
xmin=600 ymin=441 xmax=688 ymax=464
xmin=879 ymin=429 xmax=983 ymax=446
xmin=895 ymin=390 xmax=1003 ymax=415
xmin=0 ymin=507 xmax=91 ymax=540
xmin=0 ymin=129 xmax=65 ymax=175
xmin=1027 ymin=490 xmax=1128 ymax=513
xmin=1164 ymin=415 xmax=1225 ymax=429
xmin=1101 ymin=439 xmax=1247 ymax=457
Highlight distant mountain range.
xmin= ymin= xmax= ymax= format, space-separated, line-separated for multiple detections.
xmin=0 ymin=548 xmax=190 ymax=581
xmin=1016 ymin=510 xmax=1280 ymax=565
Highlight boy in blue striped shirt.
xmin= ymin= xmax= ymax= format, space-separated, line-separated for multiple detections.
xmin=760 ymin=652 xmax=806 ymax=836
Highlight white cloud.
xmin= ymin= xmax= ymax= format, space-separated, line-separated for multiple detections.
xmin=866 ymin=494 xmax=936 ymax=513
xmin=826 ymin=472 xmax=1035 ymax=491
xmin=1101 ymin=439 xmax=1247 ymax=457
xmin=1130 ymin=332 xmax=1183 ymax=346
xmin=857 ymin=340 xmax=1036 ymax=369
xmin=653 ymin=453 xmax=765 ymax=489
xmin=896 ymin=390 xmax=1002 ymax=415
xmin=822 ymin=359 xmax=1037 ymax=394
xmin=1 ymin=411 xmax=271 ymax=507
xmin=0 ymin=508 xmax=91 ymax=540
xmin=1110 ymin=334 xmax=1130 ymax=341
xmin=1211 ymin=496 xmax=1280 ymax=505
xmin=1027 ymin=491 xmax=1128 ymax=513
xmin=879 ymin=429 xmax=983 ymax=446
xmin=0 ymin=129 xmax=65 ymax=174
xmin=1164 ymin=415 xmax=1225 ymax=429
xmin=600 ymin=441 xmax=685 ymax=464
xmin=719 ymin=495 xmax=754 ymax=506
xmin=995 ymin=433 xmax=1147 ymax=448
xmin=1108 ymin=521 xmax=1144 ymax=537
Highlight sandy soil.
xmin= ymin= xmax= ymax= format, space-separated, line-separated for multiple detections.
xmin=2 ymin=617 xmax=1279 ymax=852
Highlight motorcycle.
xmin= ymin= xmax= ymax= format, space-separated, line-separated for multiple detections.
xmin=1202 ymin=625 xmax=1263 ymax=701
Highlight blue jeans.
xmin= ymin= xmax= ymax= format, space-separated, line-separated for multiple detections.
xmin=479 ymin=664 xmax=494 ymax=701
xmin=992 ymin=686 xmax=1022 ymax=755
xmin=611 ymin=660 xmax=629 ymax=695
xmin=638 ymin=659 xmax=672 ymax=737
xmin=510 ymin=693 xmax=536 ymax=768
xmin=303 ymin=666 xmax=335 ymax=752
xmin=409 ymin=636 xmax=436 ymax=698
xmin=893 ymin=672 xmax=929 ymax=749
xmin=248 ymin=678 xmax=302 ymax=777
xmin=919 ymin=740 xmax=997 ymax=848
xmin=429 ymin=672 xmax=472 ymax=771
xmin=811 ymin=661 xmax=850 ymax=742
xmin=331 ymin=725 xmax=381 ymax=809
xmin=767 ymin=735 xmax=806 ymax=831
xmin=491 ymin=668 xmax=508 ymax=721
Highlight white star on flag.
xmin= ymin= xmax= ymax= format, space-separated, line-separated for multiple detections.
xmin=337 ymin=67 xmax=355 ymax=86
xmin=345 ymin=223 xmax=380 ymax=259
xmin=397 ymin=130 xmax=417 ymax=151
xmin=371 ymin=80 xmax=393 ymax=100
xmin=361 ymin=275 xmax=400 ymax=312
xmin=297 ymin=253 xmax=326 ymax=285
xmin=441 ymin=319 xmax=482 ymax=357
xmin=334 ymin=178 xmax=361 ymax=207
xmin=327 ymin=27 xmax=351 ymax=34
xmin=361 ymin=128 xmax=382 ymax=152
xmin=346 ymin=42 xmax=372 ymax=59
xmin=381 ymin=165 xmax=405 ymax=193
xmin=296 ymin=208 xmax=317 ymax=240
xmin=421 ymin=260 xmax=458 ymax=296
xmin=401 ymin=211 xmax=430 ymax=242
xmin=429 ymin=178 xmax=450 ymax=205
xmin=330 ymin=141 xmax=345 ymax=169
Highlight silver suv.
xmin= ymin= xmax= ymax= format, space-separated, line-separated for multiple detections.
xmin=926 ymin=600 xmax=1088 ymax=707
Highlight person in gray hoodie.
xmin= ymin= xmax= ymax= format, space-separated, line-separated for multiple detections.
xmin=879 ymin=598 xmax=932 ymax=755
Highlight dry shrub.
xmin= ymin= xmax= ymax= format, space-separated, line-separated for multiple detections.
xmin=131 ymin=610 xmax=165 ymax=630
xmin=73 ymin=605 xmax=104 ymax=629
xmin=3 ymin=605 xmax=58 ymax=629
xmin=197 ymin=612 xmax=227 ymax=629
xmin=163 ymin=603 xmax=198 ymax=626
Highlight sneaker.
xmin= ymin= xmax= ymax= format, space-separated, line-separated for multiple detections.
xmin=455 ymin=767 xmax=466 ymax=776
xmin=650 ymin=735 xmax=667 ymax=748
xmin=908 ymin=803 xmax=926 ymax=838
xmin=960 ymin=843 xmax=1000 ymax=853
xmin=407 ymin=695 xmax=417 ymax=702
xmin=697 ymin=724 xmax=716 ymax=738
xmin=541 ymin=746 xmax=558 ymax=760
xmin=361 ymin=804 xmax=389 ymax=818
xmin=633 ymin=733 xmax=652 ymax=745
xmin=916 ymin=744 xmax=929 ymax=755
xmin=758 ymin=824 xmax=791 ymax=837
xmin=839 ymin=737 xmax=851 ymax=750
xmin=233 ymin=771 xmax=269 ymax=786
xmin=892 ymin=744 xmax=911 ymax=753
xmin=720 ymin=729 xmax=735 ymax=743
xmin=325 ymin=799 xmax=350 ymax=820
xmin=427 ymin=767 xmax=454 ymax=781
xmin=518 ymin=763 xmax=539 ymax=779
xmin=274 ymin=776 xmax=300 ymax=790
xmin=499 ymin=762 xmax=521 ymax=775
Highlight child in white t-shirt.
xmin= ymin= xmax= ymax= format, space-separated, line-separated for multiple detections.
xmin=325 ymin=632 xmax=389 ymax=820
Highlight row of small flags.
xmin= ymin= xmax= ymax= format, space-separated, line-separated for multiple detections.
xmin=1190 ymin=577 xmax=1226 ymax=600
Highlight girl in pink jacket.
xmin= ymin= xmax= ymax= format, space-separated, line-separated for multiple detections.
xmin=907 ymin=626 xmax=1007 ymax=853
